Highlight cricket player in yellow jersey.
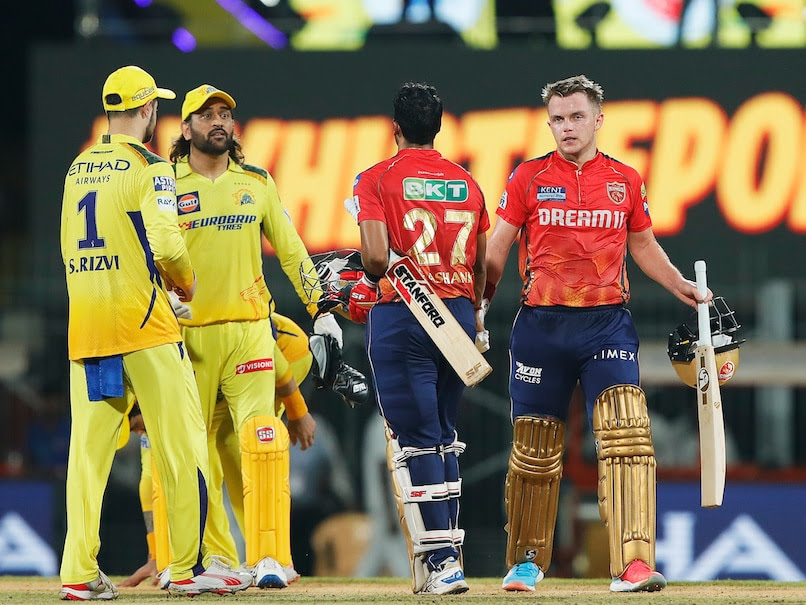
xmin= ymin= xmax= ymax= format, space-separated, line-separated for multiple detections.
xmin=59 ymin=66 xmax=251 ymax=600
xmin=168 ymin=84 xmax=343 ymax=589
xmin=122 ymin=312 xmax=317 ymax=587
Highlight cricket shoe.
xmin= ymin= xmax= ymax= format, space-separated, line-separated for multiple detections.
xmin=157 ymin=568 xmax=170 ymax=590
xmin=282 ymin=565 xmax=301 ymax=584
xmin=419 ymin=557 xmax=469 ymax=595
xmin=59 ymin=571 xmax=119 ymax=601
xmin=610 ymin=559 xmax=667 ymax=592
xmin=253 ymin=556 xmax=288 ymax=589
xmin=167 ymin=560 xmax=252 ymax=597
xmin=502 ymin=561 xmax=544 ymax=592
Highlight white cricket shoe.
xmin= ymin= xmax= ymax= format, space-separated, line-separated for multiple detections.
xmin=59 ymin=570 xmax=119 ymax=601
xmin=167 ymin=561 xmax=251 ymax=597
xmin=157 ymin=567 xmax=170 ymax=590
xmin=282 ymin=564 xmax=301 ymax=584
xmin=419 ymin=557 xmax=469 ymax=595
xmin=253 ymin=556 xmax=288 ymax=589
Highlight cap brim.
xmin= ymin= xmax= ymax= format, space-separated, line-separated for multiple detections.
xmin=156 ymin=87 xmax=176 ymax=100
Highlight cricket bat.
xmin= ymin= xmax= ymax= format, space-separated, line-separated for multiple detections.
xmin=693 ymin=260 xmax=726 ymax=508
xmin=385 ymin=253 xmax=492 ymax=387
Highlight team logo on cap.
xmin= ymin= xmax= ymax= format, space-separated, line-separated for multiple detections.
xmin=177 ymin=192 xmax=201 ymax=214
xmin=606 ymin=182 xmax=626 ymax=204
xmin=256 ymin=426 xmax=275 ymax=443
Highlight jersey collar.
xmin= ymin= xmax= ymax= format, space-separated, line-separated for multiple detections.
xmin=552 ymin=149 xmax=603 ymax=172
xmin=97 ymin=133 xmax=145 ymax=146
xmin=174 ymin=155 xmax=243 ymax=178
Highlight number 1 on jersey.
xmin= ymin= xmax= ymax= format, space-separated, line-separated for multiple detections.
xmin=77 ymin=191 xmax=106 ymax=250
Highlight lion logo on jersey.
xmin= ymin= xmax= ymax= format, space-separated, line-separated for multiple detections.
xmin=606 ymin=182 xmax=626 ymax=205
xmin=233 ymin=188 xmax=255 ymax=205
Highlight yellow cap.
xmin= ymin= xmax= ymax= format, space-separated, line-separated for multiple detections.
xmin=102 ymin=65 xmax=175 ymax=111
xmin=181 ymin=84 xmax=237 ymax=121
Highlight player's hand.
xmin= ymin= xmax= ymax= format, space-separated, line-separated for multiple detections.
xmin=475 ymin=298 xmax=490 ymax=353
xmin=119 ymin=558 xmax=157 ymax=587
xmin=168 ymin=290 xmax=193 ymax=320
xmin=287 ymin=413 xmax=316 ymax=451
xmin=348 ymin=275 xmax=379 ymax=324
xmin=173 ymin=273 xmax=197 ymax=303
xmin=313 ymin=313 xmax=343 ymax=347
xmin=677 ymin=279 xmax=713 ymax=309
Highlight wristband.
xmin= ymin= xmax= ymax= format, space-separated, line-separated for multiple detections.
xmin=363 ymin=269 xmax=383 ymax=283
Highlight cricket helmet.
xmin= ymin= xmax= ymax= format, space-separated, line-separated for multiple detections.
xmin=667 ymin=297 xmax=745 ymax=388
xmin=300 ymin=249 xmax=365 ymax=318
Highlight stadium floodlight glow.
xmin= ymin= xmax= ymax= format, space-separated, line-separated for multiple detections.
xmin=172 ymin=27 xmax=197 ymax=52
xmin=215 ymin=0 xmax=288 ymax=48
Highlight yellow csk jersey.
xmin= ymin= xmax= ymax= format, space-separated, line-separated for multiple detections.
xmin=61 ymin=134 xmax=194 ymax=360
xmin=173 ymin=157 xmax=318 ymax=325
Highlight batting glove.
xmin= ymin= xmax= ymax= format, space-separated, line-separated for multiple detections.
xmin=313 ymin=312 xmax=343 ymax=347
xmin=168 ymin=290 xmax=192 ymax=320
xmin=348 ymin=274 xmax=379 ymax=324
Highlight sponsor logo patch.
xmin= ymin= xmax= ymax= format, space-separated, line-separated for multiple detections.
xmin=256 ymin=426 xmax=275 ymax=443
xmin=606 ymin=181 xmax=626 ymax=204
xmin=402 ymin=178 xmax=468 ymax=202
xmin=153 ymin=175 xmax=176 ymax=193
xmin=525 ymin=549 xmax=537 ymax=561
xmin=498 ymin=191 xmax=508 ymax=209
xmin=156 ymin=196 xmax=176 ymax=211
xmin=236 ymin=358 xmax=274 ymax=374
xmin=719 ymin=360 xmax=735 ymax=382
xmin=537 ymin=186 xmax=566 ymax=202
xmin=514 ymin=361 xmax=542 ymax=383
xmin=177 ymin=192 xmax=201 ymax=214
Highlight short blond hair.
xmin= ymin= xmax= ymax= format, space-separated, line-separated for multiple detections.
xmin=541 ymin=74 xmax=604 ymax=113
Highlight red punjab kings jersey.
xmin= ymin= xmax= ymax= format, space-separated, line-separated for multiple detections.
xmin=61 ymin=134 xmax=193 ymax=360
xmin=173 ymin=157 xmax=319 ymax=325
xmin=497 ymin=151 xmax=652 ymax=307
xmin=354 ymin=148 xmax=489 ymax=303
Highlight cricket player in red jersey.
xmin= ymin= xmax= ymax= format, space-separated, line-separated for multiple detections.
xmin=484 ymin=75 xmax=711 ymax=593
xmin=348 ymin=82 xmax=489 ymax=595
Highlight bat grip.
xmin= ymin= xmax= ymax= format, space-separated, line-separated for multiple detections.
xmin=694 ymin=260 xmax=711 ymax=346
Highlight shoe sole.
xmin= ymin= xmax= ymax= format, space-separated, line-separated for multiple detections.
xmin=257 ymin=575 xmax=288 ymax=589
xmin=610 ymin=575 xmax=667 ymax=593
xmin=502 ymin=580 xmax=536 ymax=592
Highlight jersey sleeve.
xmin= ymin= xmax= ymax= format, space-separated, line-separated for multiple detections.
xmin=354 ymin=168 xmax=385 ymax=224
xmin=139 ymin=163 xmax=195 ymax=293
xmin=627 ymin=175 xmax=653 ymax=232
xmin=495 ymin=164 xmax=529 ymax=228
xmin=261 ymin=174 xmax=320 ymax=317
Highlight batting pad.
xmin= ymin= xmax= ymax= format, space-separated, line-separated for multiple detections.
xmin=240 ymin=415 xmax=291 ymax=567
xmin=505 ymin=415 xmax=565 ymax=571
xmin=593 ymin=385 xmax=657 ymax=578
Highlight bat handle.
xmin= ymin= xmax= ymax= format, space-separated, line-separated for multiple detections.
xmin=694 ymin=260 xmax=711 ymax=346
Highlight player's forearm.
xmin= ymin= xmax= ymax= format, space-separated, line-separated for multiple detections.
xmin=628 ymin=231 xmax=686 ymax=294
xmin=473 ymin=233 xmax=488 ymax=306
xmin=359 ymin=219 xmax=390 ymax=278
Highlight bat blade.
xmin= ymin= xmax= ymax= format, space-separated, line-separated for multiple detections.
xmin=385 ymin=255 xmax=492 ymax=387
xmin=695 ymin=343 xmax=726 ymax=508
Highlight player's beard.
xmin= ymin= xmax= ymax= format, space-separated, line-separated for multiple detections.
xmin=143 ymin=109 xmax=158 ymax=143
xmin=191 ymin=128 xmax=232 ymax=156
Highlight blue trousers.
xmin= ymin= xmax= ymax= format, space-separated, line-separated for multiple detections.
xmin=509 ymin=304 xmax=640 ymax=427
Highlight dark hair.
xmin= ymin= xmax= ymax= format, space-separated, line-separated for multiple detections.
xmin=393 ymin=82 xmax=442 ymax=145
xmin=169 ymin=132 xmax=245 ymax=165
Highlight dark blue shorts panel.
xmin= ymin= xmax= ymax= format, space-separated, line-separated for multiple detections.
xmin=366 ymin=298 xmax=474 ymax=448
xmin=509 ymin=305 xmax=639 ymax=423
